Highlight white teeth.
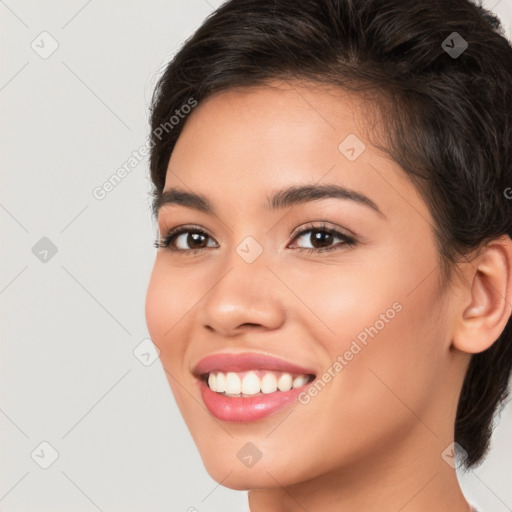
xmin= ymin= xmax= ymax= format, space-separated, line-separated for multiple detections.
xmin=208 ymin=373 xmax=216 ymax=391
xmin=292 ymin=375 xmax=308 ymax=389
xmin=216 ymin=372 xmax=226 ymax=393
xmin=241 ymin=371 xmax=261 ymax=395
xmin=261 ymin=372 xmax=277 ymax=394
xmin=206 ymin=370 xmax=312 ymax=395
xmin=277 ymin=373 xmax=292 ymax=391
xmin=225 ymin=372 xmax=241 ymax=395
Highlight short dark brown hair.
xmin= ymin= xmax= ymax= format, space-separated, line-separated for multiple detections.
xmin=148 ymin=0 xmax=512 ymax=468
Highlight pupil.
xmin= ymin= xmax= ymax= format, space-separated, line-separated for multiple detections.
xmin=312 ymin=231 xmax=332 ymax=248
xmin=189 ymin=233 xmax=206 ymax=247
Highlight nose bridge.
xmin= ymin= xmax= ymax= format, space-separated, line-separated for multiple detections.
xmin=198 ymin=233 xmax=285 ymax=334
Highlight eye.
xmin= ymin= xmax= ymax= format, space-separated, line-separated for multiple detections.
xmin=154 ymin=222 xmax=357 ymax=254
xmin=288 ymin=222 xmax=357 ymax=253
xmin=154 ymin=225 xmax=218 ymax=253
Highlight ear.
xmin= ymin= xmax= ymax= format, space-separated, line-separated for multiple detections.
xmin=452 ymin=235 xmax=512 ymax=354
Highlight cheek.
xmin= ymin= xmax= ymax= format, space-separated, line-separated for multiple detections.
xmin=144 ymin=263 xmax=168 ymax=345
xmin=323 ymin=268 xmax=446 ymax=433
xmin=145 ymin=260 xmax=198 ymax=416
xmin=145 ymin=259 xmax=190 ymax=353
xmin=311 ymin=243 xmax=446 ymax=421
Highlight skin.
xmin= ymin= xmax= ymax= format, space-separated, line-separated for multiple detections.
xmin=145 ymin=81 xmax=512 ymax=512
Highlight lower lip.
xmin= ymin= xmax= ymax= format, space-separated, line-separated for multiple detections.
xmin=198 ymin=378 xmax=311 ymax=422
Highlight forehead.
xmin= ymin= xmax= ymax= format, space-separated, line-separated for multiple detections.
xmin=188 ymin=81 xmax=369 ymax=143
xmin=160 ymin=81 xmax=428 ymax=225
xmin=166 ymin=82 xmax=369 ymax=181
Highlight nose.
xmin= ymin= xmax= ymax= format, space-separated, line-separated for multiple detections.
xmin=198 ymin=246 xmax=286 ymax=337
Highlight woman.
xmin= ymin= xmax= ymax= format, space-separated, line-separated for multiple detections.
xmin=145 ymin=0 xmax=512 ymax=510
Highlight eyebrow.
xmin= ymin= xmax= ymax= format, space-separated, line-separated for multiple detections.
xmin=154 ymin=184 xmax=385 ymax=218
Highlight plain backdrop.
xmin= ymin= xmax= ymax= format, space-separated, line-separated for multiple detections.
xmin=1 ymin=1 xmax=511 ymax=511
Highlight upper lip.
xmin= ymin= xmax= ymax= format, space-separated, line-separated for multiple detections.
xmin=192 ymin=352 xmax=317 ymax=377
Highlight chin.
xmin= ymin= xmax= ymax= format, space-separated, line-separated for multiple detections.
xmin=202 ymin=463 xmax=286 ymax=491
xmin=198 ymin=446 xmax=315 ymax=490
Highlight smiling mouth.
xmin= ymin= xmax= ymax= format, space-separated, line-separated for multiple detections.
xmin=200 ymin=370 xmax=316 ymax=397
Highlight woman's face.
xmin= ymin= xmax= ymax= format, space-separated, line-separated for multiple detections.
xmin=145 ymin=82 xmax=461 ymax=489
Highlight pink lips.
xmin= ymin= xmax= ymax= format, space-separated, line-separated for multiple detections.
xmin=193 ymin=352 xmax=316 ymax=423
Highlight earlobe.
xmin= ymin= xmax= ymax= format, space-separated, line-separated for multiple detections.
xmin=452 ymin=235 xmax=512 ymax=354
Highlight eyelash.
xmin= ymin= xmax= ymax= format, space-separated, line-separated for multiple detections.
xmin=154 ymin=222 xmax=357 ymax=255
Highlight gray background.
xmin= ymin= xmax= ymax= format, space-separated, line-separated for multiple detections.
xmin=1 ymin=1 xmax=511 ymax=511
